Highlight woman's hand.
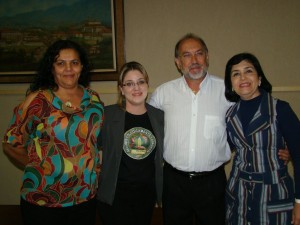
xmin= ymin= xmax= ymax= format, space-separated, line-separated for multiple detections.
xmin=292 ymin=203 xmax=300 ymax=225
xmin=2 ymin=143 xmax=29 ymax=170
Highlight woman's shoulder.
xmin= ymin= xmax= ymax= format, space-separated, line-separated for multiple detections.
xmin=86 ymin=87 xmax=98 ymax=95
xmin=104 ymin=104 xmax=121 ymax=112
xmin=102 ymin=104 xmax=124 ymax=122
xmin=275 ymin=98 xmax=294 ymax=116
xmin=22 ymin=90 xmax=49 ymax=109
xmin=85 ymin=87 xmax=100 ymax=98
xmin=275 ymin=98 xmax=289 ymax=107
xmin=146 ymin=103 xmax=164 ymax=120
xmin=85 ymin=87 xmax=104 ymax=106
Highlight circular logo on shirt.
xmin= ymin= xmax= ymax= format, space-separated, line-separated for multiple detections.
xmin=123 ymin=127 xmax=156 ymax=160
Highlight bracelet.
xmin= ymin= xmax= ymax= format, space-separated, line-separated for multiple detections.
xmin=296 ymin=199 xmax=300 ymax=204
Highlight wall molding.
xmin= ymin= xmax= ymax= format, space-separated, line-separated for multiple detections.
xmin=272 ymin=86 xmax=300 ymax=92
xmin=0 ymin=86 xmax=300 ymax=95
xmin=0 ymin=88 xmax=118 ymax=95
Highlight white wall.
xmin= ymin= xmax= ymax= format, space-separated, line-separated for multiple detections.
xmin=0 ymin=0 xmax=299 ymax=204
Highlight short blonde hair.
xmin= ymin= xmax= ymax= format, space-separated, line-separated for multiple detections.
xmin=117 ymin=61 xmax=149 ymax=110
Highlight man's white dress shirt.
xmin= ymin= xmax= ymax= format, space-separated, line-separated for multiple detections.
xmin=149 ymin=74 xmax=232 ymax=172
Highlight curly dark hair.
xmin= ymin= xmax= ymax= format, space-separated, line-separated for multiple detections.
xmin=27 ymin=39 xmax=91 ymax=95
xmin=224 ymin=52 xmax=272 ymax=102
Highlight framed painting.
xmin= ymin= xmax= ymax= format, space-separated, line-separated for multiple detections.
xmin=0 ymin=0 xmax=125 ymax=83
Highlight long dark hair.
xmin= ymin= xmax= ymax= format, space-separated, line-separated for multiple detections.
xmin=27 ymin=39 xmax=91 ymax=95
xmin=224 ymin=52 xmax=272 ymax=102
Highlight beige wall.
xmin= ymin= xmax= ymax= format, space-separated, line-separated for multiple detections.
xmin=0 ymin=0 xmax=299 ymax=204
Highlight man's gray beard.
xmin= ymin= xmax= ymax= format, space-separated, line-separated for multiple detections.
xmin=184 ymin=69 xmax=207 ymax=80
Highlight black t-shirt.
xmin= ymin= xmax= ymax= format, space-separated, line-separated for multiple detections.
xmin=117 ymin=111 xmax=157 ymax=185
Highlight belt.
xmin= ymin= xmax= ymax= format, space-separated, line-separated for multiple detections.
xmin=164 ymin=162 xmax=224 ymax=180
xmin=237 ymin=167 xmax=289 ymax=184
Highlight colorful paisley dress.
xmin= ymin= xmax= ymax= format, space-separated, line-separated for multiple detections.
xmin=3 ymin=88 xmax=104 ymax=207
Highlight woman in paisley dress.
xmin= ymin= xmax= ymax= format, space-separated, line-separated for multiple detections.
xmin=2 ymin=40 xmax=104 ymax=225
xmin=224 ymin=53 xmax=300 ymax=225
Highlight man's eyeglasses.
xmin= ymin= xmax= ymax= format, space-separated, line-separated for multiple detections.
xmin=180 ymin=51 xmax=205 ymax=61
xmin=122 ymin=79 xmax=147 ymax=88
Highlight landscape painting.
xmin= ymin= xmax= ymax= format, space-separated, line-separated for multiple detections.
xmin=0 ymin=0 xmax=124 ymax=83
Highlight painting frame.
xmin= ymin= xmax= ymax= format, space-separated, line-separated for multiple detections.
xmin=0 ymin=0 xmax=125 ymax=83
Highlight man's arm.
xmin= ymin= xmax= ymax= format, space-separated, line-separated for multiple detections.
xmin=278 ymin=148 xmax=290 ymax=165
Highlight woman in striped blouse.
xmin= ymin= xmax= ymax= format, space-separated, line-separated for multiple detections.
xmin=224 ymin=53 xmax=300 ymax=225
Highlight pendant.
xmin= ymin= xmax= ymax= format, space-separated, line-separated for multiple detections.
xmin=65 ymin=100 xmax=72 ymax=108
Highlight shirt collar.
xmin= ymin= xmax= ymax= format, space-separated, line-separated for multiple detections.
xmin=180 ymin=73 xmax=210 ymax=93
xmin=49 ymin=86 xmax=90 ymax=114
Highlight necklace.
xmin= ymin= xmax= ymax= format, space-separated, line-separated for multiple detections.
xmin=65 ymin=100 xmax=73 ymax=108
xmin=62 ymin=99 xmax=82 ymax=113
xmin=64 ymin=100 xmax=80 ymax=110
xmin=53 ymin=86 xmax=83 ymax=111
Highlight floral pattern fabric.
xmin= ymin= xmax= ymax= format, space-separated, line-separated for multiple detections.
xmin=3 ymin=88 xmax=104 ymax=207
